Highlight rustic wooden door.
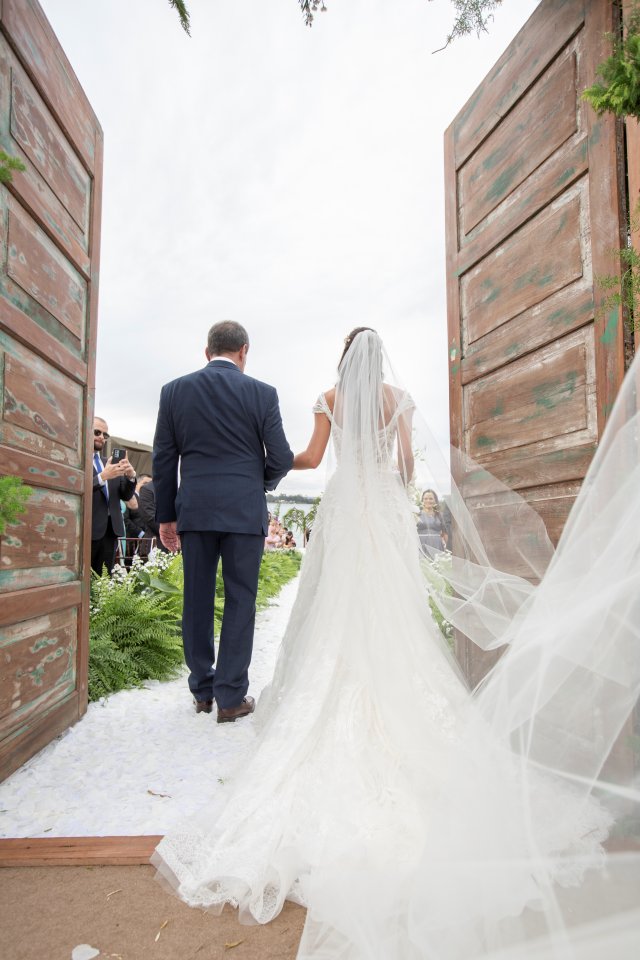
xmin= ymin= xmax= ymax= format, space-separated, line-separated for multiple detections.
xmin=0 ymin=0 xmax=102 ymax=780
xmin=445 ymin=0 xmax=628 ymax=686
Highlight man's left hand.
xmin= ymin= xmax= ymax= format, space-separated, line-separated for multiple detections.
xmin=160 ymin=521 xmax=181 ymax=553
xmin=119 ymin=457 xmax=136 ymax=479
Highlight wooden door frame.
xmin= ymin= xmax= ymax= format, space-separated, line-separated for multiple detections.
xmin=0 ymin=0 xmax=102 ymax=781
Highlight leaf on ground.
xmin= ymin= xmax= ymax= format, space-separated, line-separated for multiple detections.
xmin=155 ymin=919 xmax=169 ymax=942
xmin=147 ymin=788 xmax=172 ymax=798
xmin=224 ymin=940 xmax=245 ymax=949
xmin=106 ymin=888 xmax=123 ymax=899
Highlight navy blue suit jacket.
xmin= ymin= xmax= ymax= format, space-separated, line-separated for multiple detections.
xmin=153 ymin=360 xmax=293 ymax=536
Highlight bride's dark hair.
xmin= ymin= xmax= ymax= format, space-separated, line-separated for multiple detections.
xmin=338 ymin=327 xmax=376 ymax=368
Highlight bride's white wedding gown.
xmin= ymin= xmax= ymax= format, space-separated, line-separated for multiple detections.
xmin=154 ymin=334 xmax=640 ymax=959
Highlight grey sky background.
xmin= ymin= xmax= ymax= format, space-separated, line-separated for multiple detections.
xmin=41 ymin=0 xmax=538 ymax=494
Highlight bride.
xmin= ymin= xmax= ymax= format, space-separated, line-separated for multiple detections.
xmin=154 ymin=328 xmax=640 ymax=959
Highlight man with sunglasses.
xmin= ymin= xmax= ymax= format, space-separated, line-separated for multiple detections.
xmin=91 ymin=416 xmax=137 ymax=574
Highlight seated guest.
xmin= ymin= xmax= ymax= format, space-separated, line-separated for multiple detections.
xmin=265 ymin=518 xmax=282 ymax=550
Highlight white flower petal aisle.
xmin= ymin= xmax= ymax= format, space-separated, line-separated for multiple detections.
xmin=0 ymin=576 xmax=300 ymax=839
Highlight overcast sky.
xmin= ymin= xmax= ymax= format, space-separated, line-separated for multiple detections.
xmin=40 ymin=0 xmax=538 ymax=494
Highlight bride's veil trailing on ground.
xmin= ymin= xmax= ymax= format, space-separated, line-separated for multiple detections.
xmin=299 ymin=330 xmax=640 ymax=959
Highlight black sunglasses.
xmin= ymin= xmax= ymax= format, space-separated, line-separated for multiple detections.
xmin=94 ymin=429 xmax=110 ymax=439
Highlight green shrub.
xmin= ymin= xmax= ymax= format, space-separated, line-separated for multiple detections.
xmin=88 ymin=548 xmax=302 ymax=701
xmin=0 ymin=475 xmax=32 ymax=536
xmin=89 ymin=568 xmax=184 ymax=701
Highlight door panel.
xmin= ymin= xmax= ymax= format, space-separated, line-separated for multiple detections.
xmin=0 ymin=0 xmax=102 ymax=781
xmin=445 ymin=0 xmax=626 ymax=686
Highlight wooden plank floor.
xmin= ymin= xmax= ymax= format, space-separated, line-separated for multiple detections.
xmin=0 ymin=835 xmax=162 ymax=866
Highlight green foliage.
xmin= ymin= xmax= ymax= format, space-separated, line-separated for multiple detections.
xmin=583 ymin=5 xmax=640 ymax=119
xmin=300 ymin=0 xmax=503 ymax=46
xmin=304 ymin=496 xmax=321 ymax=531
xmin=256 ymin=550 xmax=302 ymax=607
xmin=88 ymin=549 xmax=302 ymax=701
xmin=282 ymin=507 xmax=307 ymax=536
xmin=89 ymin=572 xmax=184 ymax=701
xmin=0 ymin=151 xmax=26 ymax=185
xmin=168 ymin=0 xmax=191 ymax=36
xmin=595 ymin=202 xmax=640 ymax=334
xmin=0 ymin=475 xmax=32 ymax=536
xmin=420 ymin=551 xmax=454 ymax=648
xmin=431 ymin=0 xmax=504 ymax=52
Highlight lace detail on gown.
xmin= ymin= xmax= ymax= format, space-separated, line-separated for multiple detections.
xmin=153 ymin=376 xmax=612 ymax=957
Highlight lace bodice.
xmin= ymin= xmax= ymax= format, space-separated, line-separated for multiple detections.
xmin=313 ymin=390 xmax=414 ymax=466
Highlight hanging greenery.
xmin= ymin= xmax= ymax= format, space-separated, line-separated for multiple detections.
xmin=0 ymin=150 xmax=26 ymax=185
xmin=596 ymin=203 xmax=640 ymax=335
xmin=299 ymin=0 xmax=504 ymax=45
xmin=582 ymin=3 xmax=640 ymax=119
xmin=168 ymin=0 xmax=191 ymax=36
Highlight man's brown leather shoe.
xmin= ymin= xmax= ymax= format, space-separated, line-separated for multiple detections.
xmin=195 ymin=699 xmax=213 ymax=714
xmin=217 ymin=696 xmax=255 ymax=724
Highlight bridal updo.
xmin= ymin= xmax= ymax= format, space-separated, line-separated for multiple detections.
xmin=338 ymin=327 xmax=376 ymax=368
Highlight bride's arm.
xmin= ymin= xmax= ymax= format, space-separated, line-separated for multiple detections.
xmin=292 ymin=413 xmax=332 ymax=470
xmin=397 ymin=408 xmax=414 ymax=483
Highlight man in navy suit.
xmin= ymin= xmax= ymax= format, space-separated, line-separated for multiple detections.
xmin=91 ymin=417 xmax=137 ymax=574
xmin=153 ymin=321 xmax=293 ymax=722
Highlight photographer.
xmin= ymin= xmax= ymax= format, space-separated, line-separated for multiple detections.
xmin=91 ymin=416 xmax=136 ymax=574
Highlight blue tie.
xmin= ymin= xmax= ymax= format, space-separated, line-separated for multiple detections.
xmin=94 ymin=453 xmax=109 ymax=501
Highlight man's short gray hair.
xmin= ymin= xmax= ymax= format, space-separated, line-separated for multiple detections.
xmin=207 ymin=321 xmax=249 ymax=356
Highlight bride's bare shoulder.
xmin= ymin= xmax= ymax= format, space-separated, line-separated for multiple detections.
xmin=323 ymin=387 xmax=336 ymax=412
xmin=382 ymin=383 xmax=406 ymax=406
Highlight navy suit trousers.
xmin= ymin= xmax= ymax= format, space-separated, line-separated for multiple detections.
xmin=181 ymin=530 xmax=264 ymax=709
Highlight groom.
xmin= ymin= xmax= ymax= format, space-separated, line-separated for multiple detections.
xmin=153 ymin=321 xmax=293 ymax=722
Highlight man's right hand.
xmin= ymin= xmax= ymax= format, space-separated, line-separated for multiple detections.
xmin=159 ymin=521 xmax=181 ymax=553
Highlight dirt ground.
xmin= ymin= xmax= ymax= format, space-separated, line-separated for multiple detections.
xmin=0 ymin=864 xmax=305 ymax=960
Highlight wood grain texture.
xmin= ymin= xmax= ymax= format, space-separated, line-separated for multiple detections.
xmin=2 ymin=347 xmax=83 ymax=456
xmin=627 ymin=115 xmax=640 ymax=353
xmin=445 ymin=126 xmax=464 ymax=454
xmin=445 ymin=0 xmax=628 ymax=687
xmin=0 ymin=580 xmax=81 ymax=627
xmin=6 ymin=206 xmax=86 ymax=345
xmin=10 ymin=63 xmax=90 ymax=231
xmin=0 ymin=607 xmax=77 ymax=739
xmin=459 ymin=50 xmax=578 ymax=236
xmin=452 ymin=0 xmax=585 ymax=168
xmin=0 ymin=485 xmax=80 ymax=573
xmin=461 ymin=193 xmax=584 ymax=346
xmin=466 ymin=338 xmax=592 ymax=459
xmin=0 ymin=290 xmax=87 ymax=382
xmin=0 ymin=691 xmax=79 ymax=781
xmin=0 ymin=0 xmax=102 ymax=172
xmin=461 ymin=282 xmax=593 ymax=384
xmin=459 ymin=440 xmax=598 ymax=496
xmin=77 ymin=116 xmax=103 ymax=715
xmin=0 ymin=37 xmax=90 ymax=276
xmin=0 ymin=0 xmax=103 ymax=779
xmin=584 ymin=0 xmax=626 ymax=431
xmin=0 ymin=835 xmax=163 ymax=867
xmin=458 ymin=135 xmax=589 ymax=268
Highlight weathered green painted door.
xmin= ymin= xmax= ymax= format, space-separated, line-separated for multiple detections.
xmin=0 ymin=0 xmax=102 ymax=780
xmin=445 ymin=0 xmax=627 ymax=685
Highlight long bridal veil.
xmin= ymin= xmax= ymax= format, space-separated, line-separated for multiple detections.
xmin=155 ymin=330 xmax=639 ymax=960
xmin=297 ymin=332 xmax=640 ymax=959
